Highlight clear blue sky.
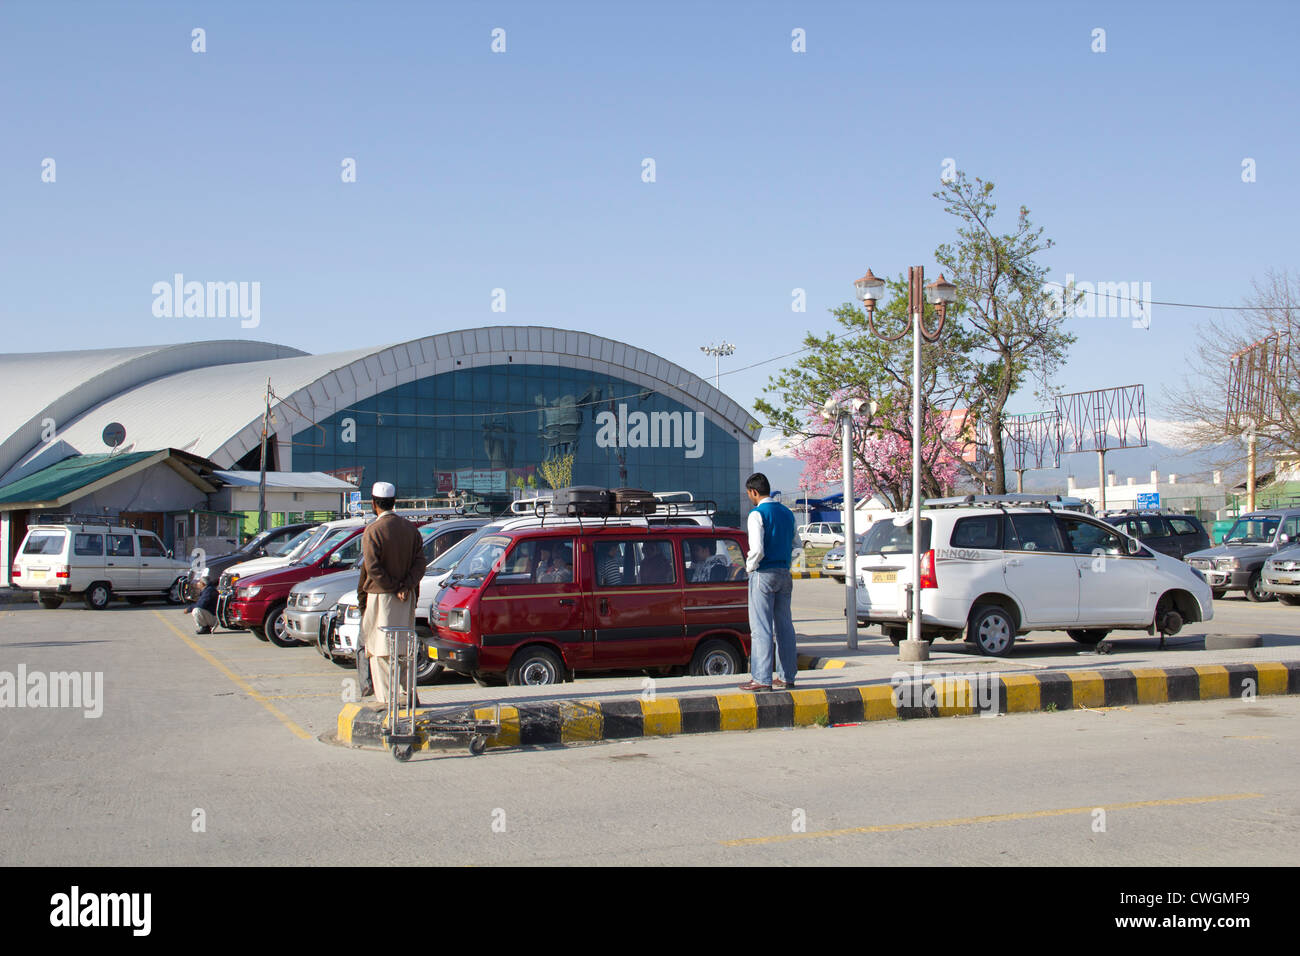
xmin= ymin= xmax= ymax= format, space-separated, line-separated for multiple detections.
xmin=2 ymin=0 xmax=1295 ymax=426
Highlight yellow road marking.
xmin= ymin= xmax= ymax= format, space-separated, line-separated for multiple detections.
xmin=721 ymin=793 xmax=1264 ymax=846
xmin=152 ymin=611 xmax=313 ymax=741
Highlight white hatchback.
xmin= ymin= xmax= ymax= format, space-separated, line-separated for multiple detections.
xmin=798 ymin=522 xmax=846 ymax=549
xmin=853 ymin=496 xmax=1214 ymax=656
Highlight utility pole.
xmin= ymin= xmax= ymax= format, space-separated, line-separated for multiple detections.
xmin=257 ymin=378 xmax=272 ymax=533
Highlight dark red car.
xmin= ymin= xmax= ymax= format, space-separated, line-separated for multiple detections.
xmin=428 ymin=523 xmax=751 ymax=685
xmin=228 ymin=525 xmax=365 ymax=645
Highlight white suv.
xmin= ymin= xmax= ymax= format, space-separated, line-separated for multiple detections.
xmin=853 ymin=495 xmax=1214 ymax=656
xmin=12 ymin=520 xmax=189 ymax=609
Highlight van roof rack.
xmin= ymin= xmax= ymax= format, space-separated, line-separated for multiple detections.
xmin=33 ymin=513 xmax=117 ymax=526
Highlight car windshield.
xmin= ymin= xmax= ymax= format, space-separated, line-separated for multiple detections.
xmin=298 ymin=528 xmax=355 ymax=565
xmin=239 ymin=530 xmax=273 ymax=554
xmin=1223 ymin=517 xmax=1279 ymax=545
xmin=267 ymin=528 xmax=313 ymax=556
xmin=428 ymin=526 xmax=493 ymax=573
xmin=285 ymin=525 xmax=329 ymax=560
xmin=450 ymin=534 xmax=511 ymax=587
xmin=861 ymin=517 xmax=932 ymax=555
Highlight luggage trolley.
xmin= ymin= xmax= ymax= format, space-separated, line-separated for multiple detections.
xmin=378 ymin=624 xmax=501 ymax=762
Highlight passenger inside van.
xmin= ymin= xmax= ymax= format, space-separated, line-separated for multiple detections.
xmin=638 ymin=542 xmax=674 ymax=584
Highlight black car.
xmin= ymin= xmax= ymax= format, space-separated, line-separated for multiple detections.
xmin=186 ymin=522 xmax=316 ymax=598
xmin=1098 ymin=511 xmax=1211 ymax=561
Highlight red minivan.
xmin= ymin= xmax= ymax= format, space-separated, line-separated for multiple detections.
xmin=428 ymin=523 xmax=751 ymax=685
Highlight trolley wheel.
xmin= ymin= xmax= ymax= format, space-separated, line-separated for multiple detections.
xmin=392 ymin=744 xmax=413 ymax=762
xmin=468 ymin=735 xmax=488 ymax=756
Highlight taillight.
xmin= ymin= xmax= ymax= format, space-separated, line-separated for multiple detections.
xmin=10 ymin=566 xmax=19 ymax=577
xmin=55 ymin=568 xmax=69 ymax=578
xmin=919 ymin=550 xmax=937 ymax=590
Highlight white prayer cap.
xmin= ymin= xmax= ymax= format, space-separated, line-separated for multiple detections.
xmin=372 ymin=481 xmax=397 ymax=498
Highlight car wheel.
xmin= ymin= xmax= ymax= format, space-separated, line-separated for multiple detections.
xmin=883 ymin=625 xmax=907 ymax=646
xmin=166 ymin=578 xmax=185 ymax=605
xmin=1278 ymin=594 xmax=1300 ymax=607
xmin=968 ymin=605 xmax=1015 ymax=657
xmin=83 ymin=583 xmax=111 ymax=610
xmin=38 ymin=595 xmax=63 ymax=609
xmin=689 ymin=637 xmax=743 ymax=677
xmin=1211 ymin=588 xmax=1227 ymax=600
xmin=263 ymin=604 xmax=300 ymax=647
xmin=506 ymin=646 xmax=565 ymax=686
xmin=1244 ymin=571 xmax=1274 ymax=603
xmin=414 ymin=643 xmax=445 ymax=684
xmin=1067 ymin=629 xmax=1110 ymax=645
xmin=126 ymin=596 xmax=148 ymax=605
xmin=801 ymin=539 xmax=811 ymax=550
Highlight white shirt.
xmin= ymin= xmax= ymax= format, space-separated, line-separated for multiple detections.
xmin=746 ymin=497 xmax=772 ymax=573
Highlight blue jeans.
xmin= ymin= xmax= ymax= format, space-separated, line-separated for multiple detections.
xmin=748 ymin=569 xmax=797 ymax=685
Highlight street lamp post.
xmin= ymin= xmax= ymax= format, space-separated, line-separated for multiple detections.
xmin=854 ymin=266 xmax=957 ymax=662
xmin=700 ymin=342 xmax=736 ymax=390
xmin=821 ymin=395 xmax=874 ymax=649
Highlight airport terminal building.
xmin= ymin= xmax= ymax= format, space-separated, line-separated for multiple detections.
xmin=0 ymin=328 xmax=758 ymax=571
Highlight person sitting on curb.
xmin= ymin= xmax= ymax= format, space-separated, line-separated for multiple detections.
xmin=186 ymin=573 xmax=219 ymax=634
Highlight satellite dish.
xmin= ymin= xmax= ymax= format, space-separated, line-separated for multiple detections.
xmin=102 ymin=423 xmax=126 ymax=448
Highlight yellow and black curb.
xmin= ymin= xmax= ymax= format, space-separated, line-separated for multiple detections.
xmin=334 ymin=661 xmax=1300 ymax=754
xmin=791 ymin=570 xmax=834 ymax=579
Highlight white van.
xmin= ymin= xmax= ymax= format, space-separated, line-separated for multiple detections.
xmin=12 ymin=519 xmax=190 ymax=609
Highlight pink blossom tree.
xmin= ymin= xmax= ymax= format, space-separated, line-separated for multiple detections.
xmin=793 ymin=392 xmax=964 ymax=510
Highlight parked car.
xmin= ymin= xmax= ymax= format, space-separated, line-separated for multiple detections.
xmin=226 ymin=523 xmax=366 ymax=645
xmin=1260 ymin=543 xmax=1300 ymax=605
xmin=11 ymin=518 xmax=190 ymax=609
xmin=1185 ymin=509 xmax=1300 ymax=601
xmin=798 ymin=522 xmax=845 ymax=549
xmin=291 ymin=517 xmax=487 ymax=656
xmin=1098 ymin=510 xmax=1211 ymax=560
xmin=428 ymin=520 xmax=751 ymax=686
xmin=853 ymin=495 xmax=1213 ymax=656
xmin=821 ymin=534 xmax=867 ymax=580
xmin=185 ymin=522 xmax=314 ymax=599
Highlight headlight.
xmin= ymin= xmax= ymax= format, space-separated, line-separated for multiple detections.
xmin=303 ymin=592 xmax=326 ymax=609
xmin=446 ymin=608 xmax=471 ymax=632
xmin=345 ymin=604 xmax=361 ymax=620
xmin=1215 ymin=557 xmax=1238 ymax=570
xmin=237 ymin=585 xmax=261 ymax=598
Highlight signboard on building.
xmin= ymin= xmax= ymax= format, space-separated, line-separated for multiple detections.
xmin=1136 ymin=492 xmax=1160 ymax=510
xmin=454 ymin=468 xmax=508 ymax=494
xmin=348 ymin=491 xmax=363 ymax=515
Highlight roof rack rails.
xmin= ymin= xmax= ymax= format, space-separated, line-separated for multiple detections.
xmin=33 ymin=513 xmax=118 ymax=526
xmin=923 ymin=494 xmax=1072 ymax=509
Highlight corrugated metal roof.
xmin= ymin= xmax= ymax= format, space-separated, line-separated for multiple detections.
xmin=0 ymin=451 xmax=159 ymax=507
xmin=214 ymin=471 xmax=357 ymax=491
xmin=0 ymin=340 xmax=305 ymax=481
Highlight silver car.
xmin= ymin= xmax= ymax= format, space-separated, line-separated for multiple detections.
xmin=1262 ymin=544 xmax=1300 ymax=606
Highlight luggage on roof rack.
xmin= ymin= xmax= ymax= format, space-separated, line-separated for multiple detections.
xmin=612 ymin=487 xmax=657 ymax=516
xmin=553 ymin=486 xmax=613 ymax=517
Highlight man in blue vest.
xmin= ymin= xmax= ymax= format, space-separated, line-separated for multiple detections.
xmin=740 ymin=472 xmax=798 ymax=691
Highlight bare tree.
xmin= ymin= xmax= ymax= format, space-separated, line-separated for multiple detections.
xmin=1165 ymin=268 xmax=1300 ymax=475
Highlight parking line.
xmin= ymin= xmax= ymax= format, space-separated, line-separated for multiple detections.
xmin=721 ymin=793 xmax=1264 ymax=846
xmin=151 ymin=611 xmax=313 ymax=741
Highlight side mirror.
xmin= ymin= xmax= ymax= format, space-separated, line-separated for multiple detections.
xmin=1281 ymin=534 xmax=1291 ymax=545
xmin=167 ymin=550 xmax=173 ymax=559
xmin=1126 ymin=537 xmax=1141 ymax=556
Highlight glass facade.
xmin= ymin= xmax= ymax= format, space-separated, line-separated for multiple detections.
xmin=291 ymin=364 xmax=743 ymax=525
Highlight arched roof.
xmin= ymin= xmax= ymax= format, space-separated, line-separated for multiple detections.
xmin=2 ymin=328 xmax=758 ymax=481
xmin=0 ymin=340 xmax=305 ymax=481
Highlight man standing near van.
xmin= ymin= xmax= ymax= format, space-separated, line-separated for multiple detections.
xmin=359 ymin=482 xmax=427 ymax=707
xmin=741 ymin=473 xmax=798 ymax=691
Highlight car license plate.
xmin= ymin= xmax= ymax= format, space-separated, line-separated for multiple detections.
xmin=872 ymin=571 xmax=897 ymax=584
xmin=31 ymin=570 xmax=46 ymax=580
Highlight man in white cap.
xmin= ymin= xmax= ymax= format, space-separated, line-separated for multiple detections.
xmin=358 ymin=481 xmax=427 ymax=708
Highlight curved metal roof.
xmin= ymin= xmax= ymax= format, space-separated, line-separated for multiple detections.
xmin=1 ymin=328 xmax=759 ymax=482
xmin=0 ymin=340 xmax=305 ymax=481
